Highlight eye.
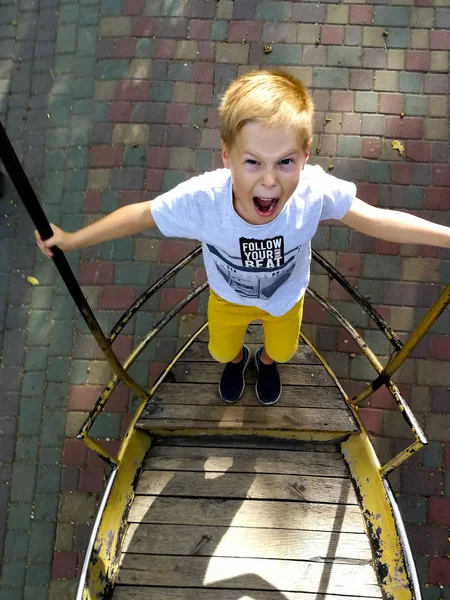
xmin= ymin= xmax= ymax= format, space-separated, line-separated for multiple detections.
xmin=245 ymin=159 xmax=259 ymax=165
xmin=279 ymin=158 xmax=294 ymax=166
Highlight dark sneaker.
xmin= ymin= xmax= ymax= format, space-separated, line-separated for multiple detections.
xmin=219 ymin=345 xmax=251 ymax=404
xmin=255 ymin=346 xmax=282 ymax=406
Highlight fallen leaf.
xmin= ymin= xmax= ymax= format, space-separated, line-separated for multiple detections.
xmin=391 ymin=140 xmax=404 ymax=156
xmin=27 ymin=276 xmax=40 ymax=286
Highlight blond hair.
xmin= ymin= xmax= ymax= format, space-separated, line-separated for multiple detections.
xmin=219 ymin=69 xmax=314 ymax=152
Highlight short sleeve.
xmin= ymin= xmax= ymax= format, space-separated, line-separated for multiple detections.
xmin=318 ymin=169 xmax=356 ymax=221
xmin=150 ymin=176 xmax=205 ymax=240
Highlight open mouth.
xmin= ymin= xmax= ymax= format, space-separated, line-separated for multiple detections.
xmin=253 ymin=196 xmax=279 ymax=217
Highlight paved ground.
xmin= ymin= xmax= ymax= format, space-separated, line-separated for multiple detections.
xmin=0 ymin=0 xmax=450 ymax=598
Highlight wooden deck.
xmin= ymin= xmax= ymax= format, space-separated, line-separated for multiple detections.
xmin=112 ymin=437 xmax=381 ymax=599
xmin=136 ymin=325 xmax=359 ymax=438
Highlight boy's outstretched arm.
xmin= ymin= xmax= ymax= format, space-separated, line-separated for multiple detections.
xmin=340 ymin=198 xmax=450 ymax=248
xmin=35 ymin=201 xmax=156 ymax=257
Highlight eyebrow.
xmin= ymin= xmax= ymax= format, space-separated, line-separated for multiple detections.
xmin=243 ymin=149 xmax=300 ymax=161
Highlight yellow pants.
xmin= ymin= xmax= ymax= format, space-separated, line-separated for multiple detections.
xmin=207 ymin=289 xmax=304 ymax=364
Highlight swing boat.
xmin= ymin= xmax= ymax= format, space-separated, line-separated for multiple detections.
xmin=2 ymin=121 xmax=449 ymax=600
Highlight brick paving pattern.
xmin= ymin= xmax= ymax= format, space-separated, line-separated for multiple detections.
xmin=0 ymin=0 xmax=450 ymax=597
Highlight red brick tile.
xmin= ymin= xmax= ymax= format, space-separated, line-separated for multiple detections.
xmin=303 ymin=298 xmax=329 ymax=325
xmin=196 ymin=83 xmax=213 ymax=105
xmin=116 ymin=80 xmax=150 ymax=101
xmin=321 ymin=25 xmax=344 ymax=45
xmin=445 ymin=442 xmax=450 ymax=468
xmin=401 ymin=466 xmax=442 ymax=496
xmin=146 ymin=147 xmax=169 ymax=169
xmin=109 ymin=101 xmax=132 ymax=122
xmin=63 ymin=439 xmax=88 ymax=466
xmin=432 ymin=165 xmax=450 ymax=187
xmin=227 ymin=20 xmax=263 ymax=43
xmin=375 ymin=239 xmax=401 ymax=255
xmin=160 ymin=288 xmax=199 ymax=313
xmin=194 ymin=266 xmax=207 ymax=287
xmin=367 ymin=386 xmax=397 ymax=410
xmin=361 ymin=137 xmax=381 ymax=159
xmin=428 ymin=557 xmax=450 ymax=586
xmin=319 ymin=134 xmax=337 ymax=156
xmin=145 ymin=168 xmax=163 ymax=191
xmin=79 ymin=261 xmax=115 ymax=285
xmin=68 ymin=385 xmax=102 ymax=411
xmin=153 ymin=38 xmax=176 ymax=59
xmin=342 ymin=113 xmax=361 ymax=135
xmin=428 ymin=497 xmax=450 ymax=526
xmin=350 ymin=5 xmax=373 ymax=24
xmin=52 ymin=552 xmax=78 ymax=580
xmin=385 ymin=117 xmax=424 ymax=139
xmin=87 ymin=440 xmax=121 ymax=466
xmin=356 ymin=183 xmax=380 ymax=206
xmin=149 ymin=361 xmax=166 ymax=386
xmin=192 ymin=64 xmax=214 ymax=84
xmin=189 ymin=19 xmax=211 ymax=40
xmin=429 ymin=335 xmax=450 ymax=360
xmin=418 ymin=245 xmax=438 ymax=258
xmin=404 ymin=140 xmax=430 ymax=163
xmin=131 ymin=17 xmax=154 ymax=37
xmin=122 ymin=0 xmax=142 ymax=15
xmin=113 ymin=38 xmax=137 ymax=58
xmin=425 ymin=188 xmax=450 ymax=210
xmin=198 ymin=41 xmax=214 ymax=61
xmin=337 ymin=329 xmax=361 ymax=353
xmin=337 ymin=253 xmax=362 ymax=276
xmin=79 ymin=466 xmax=105 ymax=493
xmin=358 ymin=407 xmax=383 ymax=435
xmin=406 ymin=50 xmax=430 ymax=72
xmin=99 ymin=286 xmax=137 ymax=309
xmin=119 ymin=190 xmax=143 ymax=207
xmin=370 ymin=305 xmax=390 ymax=328
xmin=85 ymin=191 xmax=102 ymax=213
xmin=109 ymin=336 xmax=134 ymax=364
xmin=329 ymin=278 xmax=355 ymax=302
xmin=212 ymin=151 xmax=224 ymax=169
xmin=160 ymin=239 xmax=197 ymax=263
xmin=89 ymin=145 xmax=124 ymax=168
xmin=379 ymin=93 xmax=403 ymax=115
xmin=393 ymin=163 xmax=412 ymax=185
xmin=330 ymin=90 xmax=353 ymax=112
xmin=206 ymin=107 xmax=221 ymax=128
xmin=430 ymin=30 xmax=450 ymax=51
xmin=166 ymin=103 xmax=190 ymax=125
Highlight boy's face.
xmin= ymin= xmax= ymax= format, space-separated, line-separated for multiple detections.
xmin=221 ymin=122 xmax=311 ymax=226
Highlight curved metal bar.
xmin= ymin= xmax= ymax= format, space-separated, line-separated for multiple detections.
xmin=380 ymin=440 xmax=425 ymax=478
xmin=306 ymin=287 xmax=384 ymax=374
xmin=77 ymin=282 xmax=208 ymax=444
xmin=312 ymin=249 xmax=403 ymax=350
xmin=307 ymin=287 xmax=427 ymax=455
xmin=108 ymin=246 xmax=202 ymax=343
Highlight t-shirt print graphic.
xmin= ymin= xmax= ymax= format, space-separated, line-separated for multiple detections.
xmin=207 ymin=236 xmax=300 ymax=300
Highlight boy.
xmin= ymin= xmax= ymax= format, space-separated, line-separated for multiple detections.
xmin=36 ymin=69 xmax=450 ymax=406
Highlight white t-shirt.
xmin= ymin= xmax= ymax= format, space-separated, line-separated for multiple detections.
xmin=151 ymin=165 xmax=356 ymax=316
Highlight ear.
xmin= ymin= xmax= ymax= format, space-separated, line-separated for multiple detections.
xmin=302 ymin=139 xmax=312 ymax=168
xmin=221 ymin=139 xmax=230 ymax=169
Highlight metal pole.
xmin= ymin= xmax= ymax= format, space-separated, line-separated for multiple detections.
xmin=0 ymin=122 xmax=149 ymax=400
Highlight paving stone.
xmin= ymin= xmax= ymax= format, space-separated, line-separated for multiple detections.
xmin=256 ymin=1 xmax=291 ymax=21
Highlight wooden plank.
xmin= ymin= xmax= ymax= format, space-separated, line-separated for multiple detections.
xmin=115 ymin=555 xmax=382 ymax=597
xmin=128 ymin=496 xmax=366 ymax=533
xmin=180 ymin=342 xmax=321 ymax=365
xmin=155 ymin=436 xmax=340 ymax=453
xmin=122 ymin=523 xmax=373 ymax=562
xmin=138 ymin=405 xmax=357 ymax=432
xmin=148 ymin=383 xmax=346 ymax=409
xmin=135 ymin=471 xmax=358 ymax=504
xmin=143 ymin=446 xmax=348 ymax=477
xmin=170 ymin=363 xmax=335 ymax=386
xmin=113 ymin=587 xmax=381 ymax=600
